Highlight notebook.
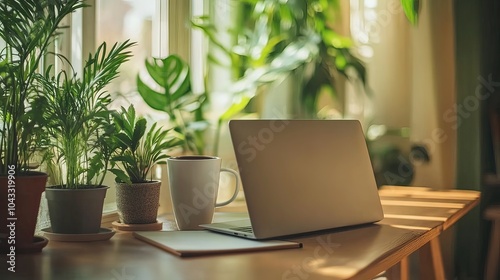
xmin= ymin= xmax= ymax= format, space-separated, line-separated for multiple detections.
xmin=133 ymin=231 xmax=302 ymax=257
xmin=201 ymin=119 xmax=384 ymax=239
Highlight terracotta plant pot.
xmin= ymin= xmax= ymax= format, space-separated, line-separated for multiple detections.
xmin=0 ymin=172 xmax=48 ymax=250
xmin=116 ymin=181 xmax=161 ymax=224
xmin=45 ymin=186 xmax=108 ymax=234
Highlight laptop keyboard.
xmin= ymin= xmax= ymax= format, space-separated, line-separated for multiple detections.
xmin=231 ymin=226 xmax=254 ymax=233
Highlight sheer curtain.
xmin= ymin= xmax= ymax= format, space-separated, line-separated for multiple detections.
xmin=349 ymin=0 xmax=456 ymax=276
xmin=408 ymin=0 xmax=456 ymax=190
xmin=349 ymin=0 xmax=456 ymax=189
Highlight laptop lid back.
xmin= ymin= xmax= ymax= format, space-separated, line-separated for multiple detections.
xmin=229 ymin=119 xmax=383 ymax=239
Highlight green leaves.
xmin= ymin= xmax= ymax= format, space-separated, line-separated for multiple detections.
xmin=83 ymin=40 xmax=135 ymax=100
xmin=112 ymin=106 xmax=147 ymax=152
xmin=110 ymin=105 xmax=182 ymax=184
xmin=193 ymin=0 xmax=367 ymax=121
xmin=36 ymin=41 xmax=135 ymax=188
xmin=137 ymin=54 xmax=207 ymax=154
xmin=0 ymin=0 xmax=86 ymax=174
xmin=401 ymin=0 xmax=419 ymax=26
xmin=137 ymin=55 xmax=192 ymax=117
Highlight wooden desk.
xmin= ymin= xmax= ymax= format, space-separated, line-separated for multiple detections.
xmin=1 ymin=186 xmax=479 ymax=280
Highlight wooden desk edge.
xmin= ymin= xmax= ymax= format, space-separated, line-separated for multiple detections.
xmin=351 ymin=225 xmax=442 ymax=280
xmin=353 ymin=187 xmax=481 ymax=280
xmin=443 ymin=192 xmax=481 ymax=231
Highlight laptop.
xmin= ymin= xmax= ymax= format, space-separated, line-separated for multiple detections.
xmin=201 ymin=119 xmax=384 ymax=239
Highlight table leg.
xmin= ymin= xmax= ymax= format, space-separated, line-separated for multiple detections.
xmin=386 ymin=257 xmax=409 ymax=280
xmin=485 ymin=217 xmax=500 ymax=280
xmin=419 ymin=238 xmax=446 ymax=280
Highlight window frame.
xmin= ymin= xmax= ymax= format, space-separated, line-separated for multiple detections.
xmin=72 ymin=0 xmax=206 ymax=216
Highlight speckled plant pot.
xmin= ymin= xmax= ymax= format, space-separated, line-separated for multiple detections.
xmin=116 ymin=181 xmax=161 ymax=224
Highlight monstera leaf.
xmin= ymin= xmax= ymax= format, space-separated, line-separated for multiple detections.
xmin=137 ymin=55 xmax=193 ymax=120
xmin=136 ymin=55 xmax=207 ymax=154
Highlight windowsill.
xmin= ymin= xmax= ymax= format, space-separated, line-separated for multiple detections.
xmin=101 ymin=199 xmax=248 ymax=229
xmin=101 ymin=202 xmax=119 ymax=228
xmin=101 ymin=211 xmax=119 ymax=229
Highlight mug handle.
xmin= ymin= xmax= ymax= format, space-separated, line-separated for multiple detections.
xmin=215 ymin=168 xmax=240 ymax=207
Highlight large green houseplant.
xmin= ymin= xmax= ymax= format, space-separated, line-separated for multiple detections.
xmin=189 ymin=0 xmax=368 ymax=157
xmin=0 ymin=0 xmax=86 ymax=250
xmin=193 ymin=0 xmax=367 ymax=121
xmin=110 ymin=105 xmax=181 ymax=226
xmin=137 ymin=55 xmax=208 ymax=155
xmin=37 ymin=40 xmax=135 ymax=234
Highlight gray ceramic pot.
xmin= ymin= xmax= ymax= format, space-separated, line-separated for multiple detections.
xmin=116 ymin=181 xmax=161 ymax=224
xmin=45 ymin=186 xmax=108 ymax=234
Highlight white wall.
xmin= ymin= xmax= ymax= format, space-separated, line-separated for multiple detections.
xmin=409 ymin=0 xmax=456 ymax=190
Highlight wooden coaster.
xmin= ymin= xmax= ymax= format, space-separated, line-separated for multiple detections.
xmin=112 ymin=221 xmax=163 ymax=231
xmin=42 ymin=228 xmax=115 ymax=242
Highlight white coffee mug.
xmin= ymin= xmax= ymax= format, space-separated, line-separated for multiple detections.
xmin=167 ymin=155 xmax=240 ymax=230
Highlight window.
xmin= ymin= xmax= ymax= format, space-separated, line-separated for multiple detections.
xmin=33 ymin=1 xmax=207 ymax=225
xmin=91 ymin=0 xmax=207 ymax=211
xmin=95 ymin=0 xmax=157 ymax=115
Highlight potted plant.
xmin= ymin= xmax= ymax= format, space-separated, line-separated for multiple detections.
xmin=37 ymin=40 xmax=135 ymax=235
xmin=192 ymin=0 xmax=367 ymax=122
xmin=109 ymin=105 xmax=181 ymax=227
xmin=137 ymin=54 xmax=208 ymax=155
xmin=0 ymin=0 xmax=86 ymax=251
